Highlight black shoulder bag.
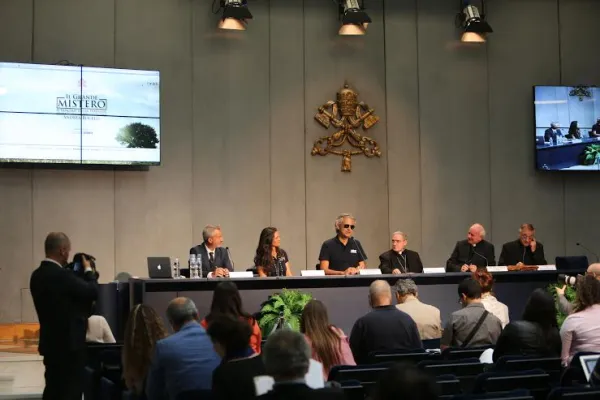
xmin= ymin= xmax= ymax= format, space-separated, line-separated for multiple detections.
xmin=461 ymin=310 xmax=489 ymax=348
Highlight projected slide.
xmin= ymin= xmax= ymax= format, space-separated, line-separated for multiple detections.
xmin=0 ymin=62 xmax=160 ymax=165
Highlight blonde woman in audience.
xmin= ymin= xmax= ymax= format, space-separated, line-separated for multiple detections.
xmin=122 ymin=304 xmax=168 ymax=398
xmin=473 ymin=270 xmax=509 ymax=328
xmin=300 ymin=300 xmax=355 ymax=380
xmin=560 ymin=275 xmax=600 ymax=365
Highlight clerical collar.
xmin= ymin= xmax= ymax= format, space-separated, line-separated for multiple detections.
xmin=396 ymin=250 xmax=405 ymax=255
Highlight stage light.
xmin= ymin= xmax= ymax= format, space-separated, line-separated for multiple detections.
xmin=218 ymin=0 xmax=252 ymax=31
xmin=457 ymin=2 xmax=492 ymax=43
xmin=338 ymin=0 xmax=371 ymax=36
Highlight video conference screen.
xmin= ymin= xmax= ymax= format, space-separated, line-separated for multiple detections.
xmin=535 ymin=86 xmax=600 ymax=171
xmin=0 ymin=62 xmax=160 ymax=165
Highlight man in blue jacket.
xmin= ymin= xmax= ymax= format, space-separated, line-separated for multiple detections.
xmin=146 ymin=297 xmax=221 ymax=400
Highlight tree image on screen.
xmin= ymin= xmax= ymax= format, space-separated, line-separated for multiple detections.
xmin=116 ymin=123 xmax=159 ymax=149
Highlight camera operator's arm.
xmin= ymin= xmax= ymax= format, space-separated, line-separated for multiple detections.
xmin=63 ymin=255 xmax=98 ymax=301
xmin=555 ymin=285 xmax=574 ymax=315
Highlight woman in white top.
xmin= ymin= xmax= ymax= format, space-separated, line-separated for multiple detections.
xmin=473 ymin=270 xmax=510 ymax=328
xmin=86 ymin=314 xmax=116 ymax=343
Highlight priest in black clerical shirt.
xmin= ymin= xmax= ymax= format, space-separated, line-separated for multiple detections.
xmin=446 ymin=223 xmax=496 ymax=272
xmin=498 ymin=223 xmax=547 ymax=266
xmin=379 ymin=232 xmax=423 ymax=274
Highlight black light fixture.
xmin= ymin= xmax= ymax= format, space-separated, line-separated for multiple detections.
xmin=338 ymin=0 xmax=372 ymax=36
xmin=218 ymin=0 xmax=253 ymax=31
xmin=456 ymin=0 xmax=492 ymax=43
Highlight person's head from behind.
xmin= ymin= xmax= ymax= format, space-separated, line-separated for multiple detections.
xmin=587 ymin=263 xmax=600 ymax=280
xmin=472 ymin=269 xmax=494 ymax=295
xmin=203 ymin=225 xmax=224 ymax=249
xmin=467 ymin=224 xmax=485 ymax=245
xmin=208 ymin=281 xmax=248 ymax=322
xmin=263 ymin=329 xmax=310 ymax=382
xmin=123 ymin=304 xmax=167 ymax=393
xmin=522 ymin=289 xmax=558 ymax=330
xmin=458 ymin=278 xmax=482 ymax=307
xmin=44 ymin=232 xmax=71 ymax=266
xmin=575 ymin=275 xmax=600 ymax=312
xmin=369 ymin=280 xmax=392 ymax=308
xmin=300 ymin=300 xmax=341 ymax=371
xmin=206 ymin=314 xmax=252 ymax=359
xmin=166 ymin=297 xmax=198 ymax=332
xmin=395 ymin=279 xmax=418 ymax=304
xmin=371 ymin=362 xmax=439 ymax=400
xmin=551 ymin=122 xmax=559 ymax=129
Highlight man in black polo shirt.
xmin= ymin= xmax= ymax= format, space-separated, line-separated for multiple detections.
xmin=318 ymin=213 xmax=367 ymax=275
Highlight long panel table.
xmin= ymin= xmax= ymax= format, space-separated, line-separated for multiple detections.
xmin=128 ymin=270 xmax=571 ymax=335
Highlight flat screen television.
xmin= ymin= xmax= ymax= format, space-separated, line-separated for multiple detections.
xmin=534 ymin=85 xmax=600 ymax=171
xmin=0 ymin=62 xmax=160 ymax=165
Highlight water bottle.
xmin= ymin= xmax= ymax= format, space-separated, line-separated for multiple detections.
xmin=173 ymin=257 xmax=180 ymax=279
xmin=197 ymin=254 xmax=203 ymax=279
xmin=189 ymin=254 xmax=196 ymax=279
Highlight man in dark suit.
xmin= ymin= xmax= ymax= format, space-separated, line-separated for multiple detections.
xmin=446 ymin=223 xmax=496 ymax=272
xmin=189 ymin=225 xmax=233 ymax=278
xmin=258 ymin=329 xmax=345 ymax=400
xmin=379 ymin=231 xmax=423 ymax=274
xmin=498 ymin=223 xmax=547 ymax=266
xmin=544 ymin=122 xmax=563 ymax=143
xmin=30 ymin=232 xmax=98 ymax=400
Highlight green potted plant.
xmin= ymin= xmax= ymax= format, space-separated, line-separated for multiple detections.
xmin=257 ymin=289 xmax=313 ymax=337
xmin=546 ymin=283 xmax=577 ymax=327
xmin=581 ymin=144 xmax=600 ymax=165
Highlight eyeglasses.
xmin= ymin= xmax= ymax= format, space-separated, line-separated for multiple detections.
xmin=343 ymin=224 xmax=355 ymax=230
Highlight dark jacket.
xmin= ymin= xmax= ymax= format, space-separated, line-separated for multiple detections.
xmin=498 ymin=239 xmax=547 ymax=266
xmin=30 ymin=260 xmax=98 ymax=357
xmin=189 ymin=244 xmax=233 ymax=277
xmin=212 ymin=355 xmax=266 ymax=400
xmin=446 ymin=240 xmax=496 ymax=272
xmin=544 ymin=128 xmax=563 ymax=142
xmin=257 ymin=383 xmax=346 ymax=400
xmin=378 ymin=249 xmax=423 ymax=274
xmin=492 ymin=320 xmax=561 ymax=362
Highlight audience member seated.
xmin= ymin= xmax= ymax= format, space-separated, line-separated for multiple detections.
xmin=560 ymin=275 xmax=600 ymax=366
xmin=201 ymin=281 xmax=262 ymax=354
xmin=473 ymin=270 xmax=509 ymax=328
xmin=493 ymin=289 xmax=561 ymax=362
xmin=122 ymin=304 xmax=168 ymax=399
xmin=301 ymin=300 xmax=355 ymax=380
xmin=86 ymin=311 xmax=116 ymax=343
xmin=258 ymin=329 xmax=345 ymax=400
xmin=207 ymin=315 xmax=266 ymax=400
xmin=370 ymin=362 xmax=439 ymax=400
xmin=395 ymin=279 xmax=441 ymax=340
xmin=441 ymin=278 xmax=502 ymax=349
xmin=350 ymin=280 xmax=421 ymax=364
xmin=146 ymin=297 xmax=220 ymax=400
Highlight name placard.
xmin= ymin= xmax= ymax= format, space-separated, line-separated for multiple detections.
xmin=537 ymin=265 xmax=557 ymax=271
xmin=228 ymin=271 xmax=254 ymax=278
xmin=301 ymin=270 xmax=325 ymax=277
xmin=423 ymin=268 xmax=446 ymax=274
xmin=487 ymin=266 xmax=508 ymax=272
xmin=358 ymin=269 xmax=382 ymax=276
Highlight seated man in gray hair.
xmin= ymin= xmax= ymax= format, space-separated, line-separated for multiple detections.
xmin=395 ymin=279 xmax=442 ymax=340
xmin=258 ymin=330 xmax=345 ymax=400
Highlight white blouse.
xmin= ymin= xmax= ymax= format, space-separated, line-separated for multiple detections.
xmin=481 ymin=293 xmax=510 ymax=328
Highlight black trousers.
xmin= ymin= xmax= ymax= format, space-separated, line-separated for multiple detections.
xmin=43 ymin=350 xmax=86 ymax=400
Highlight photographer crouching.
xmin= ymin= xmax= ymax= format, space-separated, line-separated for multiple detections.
xmin=30 ymin=232 xmax=99 ymax=400
xmin=555 ymin=264 xmax=600 ymax=315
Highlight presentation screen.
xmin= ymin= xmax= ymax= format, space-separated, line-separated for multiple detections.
xmin=534 ymin=86 xmax=600 ymax=171
xmin=0 ymin=62 xmax=160 ymax=165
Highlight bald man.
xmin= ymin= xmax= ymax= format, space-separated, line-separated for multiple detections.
xmin=349 ymin=280 xmax=421 ymax=364
xmin=446 ymin=224 xmax=496 ymax=272
xmin=556 ymin=263 xmax=600 ymax=315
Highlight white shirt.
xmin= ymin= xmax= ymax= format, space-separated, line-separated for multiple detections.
xmin=205 ymin=244 xmax=216 ymax=263
xmin=481 ymin=293 xmax=510 ymax=328
xmin=86 ymin=315 xmax=116 ymax=343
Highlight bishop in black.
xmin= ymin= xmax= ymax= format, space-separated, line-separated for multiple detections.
xmin=378 ymin=232 xmax=423 ymax=274
xmin=498 ymin=223 xmax=547 ymax=266
xmin=446 ymin=224 xmax=496 ymax=272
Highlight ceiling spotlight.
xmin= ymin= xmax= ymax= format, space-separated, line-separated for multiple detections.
xmin=457 ymin=1 xmax=492 ymax=43
xmin=218 ymin=0 xmax=252 ymax=31
xmin=339 ymin=0 xmax=372 ymax=36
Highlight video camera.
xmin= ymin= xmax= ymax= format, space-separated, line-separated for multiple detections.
xmin=66 ymin=253 xmax=98 ymax=278
xmin=558 ymin=274 xmax=580 ymax=287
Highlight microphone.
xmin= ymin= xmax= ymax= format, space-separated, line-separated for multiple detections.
xmin=226 ymin=247 xmax=235 ymax=270
xmin=471 ymin=244 xmax=489 ymax=268
xmin=351 ymin=237 xmax=367 ymax=266
xmin=576 ymin=242 xmax=599 ymax=262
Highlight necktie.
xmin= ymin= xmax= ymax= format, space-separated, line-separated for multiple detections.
xmin=209 ymin=252 xmax=215 ymax=266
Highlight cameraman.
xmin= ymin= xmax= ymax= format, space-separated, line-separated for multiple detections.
xmin=555 ymin=263 xmax=600 ymax=315
xmin=30 ymin=232 xmax=99 ymax=400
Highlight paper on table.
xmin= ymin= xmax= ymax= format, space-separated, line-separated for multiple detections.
xmin=254 ymin=359 xmax=324 ymax=396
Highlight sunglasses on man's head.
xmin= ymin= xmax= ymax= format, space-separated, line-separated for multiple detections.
xmin=343 ymin=224 xmax=355 ymax=230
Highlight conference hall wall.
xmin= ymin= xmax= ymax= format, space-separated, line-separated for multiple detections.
xmin=0 ymin=0 xmax=599 ymax=323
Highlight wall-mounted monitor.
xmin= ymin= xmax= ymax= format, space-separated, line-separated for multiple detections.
xmin=0 ymin=62 xmax=160 ymax=166
xmin=534 ymin=85 xmax=600 ymax=171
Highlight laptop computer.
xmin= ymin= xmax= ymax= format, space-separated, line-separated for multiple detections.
xmin=579 ymin=354 xmax=599 ymax=383
xmin=147 ymin=257 xmax=173 ymax=279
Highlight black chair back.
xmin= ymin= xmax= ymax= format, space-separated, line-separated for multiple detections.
xmin=442 ymin=346 xmax=492 ymax=360
xmin=547 ymin=387 xmax=600 ymax=400
xmin=436 ymin=374 xmax=462 ymax=396
xmin=555 ymin=256 xmax=588 ymax=271
xmin=341 ymin=384 xmax=366 ymax=400
xmin=423 ymin=338 xmax=441 ymax=349
xmin=451 ymin=390 xmax=533 ymax=400
xmin=495 ymin=356 xmax=562 ymax=382
xmin=419 ymin=359 xmax=486 ymax=393
xmin=368 ymin=349 xmax=439 ymax=364
xmin=328 ymin=364 xmax=391 ymax=386
xmin=473 ymin=369 xmax=551 ymax=400
xmin=98 ymin=377 xmax=120 ymax=400
xmin=176 ymin=390 xmax=213 ymax=400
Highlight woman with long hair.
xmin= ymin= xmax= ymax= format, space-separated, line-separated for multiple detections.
xmin=493 ymin=289 xmax=561 ymax=361
xmin=122 ymin=304 xmax=168 ymax=398
xmin=300 ymin=300 xmax=355 ymax=380
xmin=472 ymin=269 xmax=509 ymax=327
xmin=200 ymin=281 xmax=262 ymax=354
xmin=254 ymin=227 xmax=292 ymax=277
xmin=560 ymin=275 xmax=600 ymax=365
xmin=566 ymin=121 xmax=581 ymax=139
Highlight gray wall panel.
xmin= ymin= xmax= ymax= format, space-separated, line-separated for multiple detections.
xmin=0 ymin=0 xmax=33 ymax=62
